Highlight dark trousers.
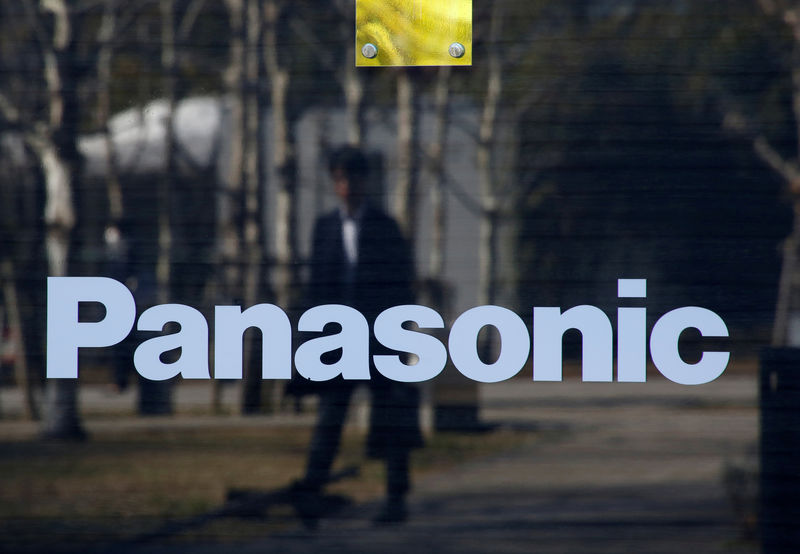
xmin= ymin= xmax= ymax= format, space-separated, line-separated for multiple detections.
xmin=305 ymin=385 xmax=410 ymax=498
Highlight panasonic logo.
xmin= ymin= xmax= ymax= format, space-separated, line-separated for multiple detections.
xmin=46 ymin=277 xmax=729 ymax=386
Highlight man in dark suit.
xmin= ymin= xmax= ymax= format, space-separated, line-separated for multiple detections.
xmin=290 ymin=146 xmax=422 ymax=523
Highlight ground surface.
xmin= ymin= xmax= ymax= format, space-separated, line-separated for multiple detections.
xmin=0 ymin=375 xmax=759 ymax=553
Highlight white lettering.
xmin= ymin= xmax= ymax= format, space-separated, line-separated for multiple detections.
xmin=215 ymin=304 xmax=291 ymax=379
xmin=449 ymin=306 xmax=530 ymax=383
xmin=650 ymin=306 xmax=729 ymax=385
xmin=134 ymin=304 xmax=209 ymax=380
xmin=47 ymin=277 xmax=135 ymax=378
xmin=45 ymin=277 xmax=731 ymax=386
xmin=618 ymin=307 xmax=647 ymax=382
xmin=294 ymin=305 xmax=370 ymax=381
xmin=373 ymin=305 xmax=447 ymax=382
xmin=533 ymin=305 xmax=613 ymax=382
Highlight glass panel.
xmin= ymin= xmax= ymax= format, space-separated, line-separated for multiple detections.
xmin=0 ymin=1 xmax=782 ymax=551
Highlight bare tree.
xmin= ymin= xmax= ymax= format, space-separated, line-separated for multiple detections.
xmin=96 ymin=1 xmax=124 ymax=228
xmin=265 ymin=0 xmax=299 ymax=313
xmin=723 ymin=0 xmax=800 ymax=346
xmin=344 ymin=42 xmax=367 ymax=147
xmin=428 ymin=66 xmax=452 ymax=279
xmin=240 ymin=0 xmax=269 ymax=413
xmin=476 ymin=1 xmax=506 ymax=309
xmin=340 ymin=0 xmax=366 ymax=147
xmin=158 ymin=0 xmax=177 ymax=308
xmin=474 ymin=1 xmax=560 ymax=310
xmin=255 ymin=0 xmax=304 ymax=412
xmin=292 ymin=0 xmax=368 ymax=147
xmin=393 ymin=69 xmax=422 ymax=249
xmin=217 ymin=0 xmax=247 ymax=410
xmin=219 ymin=0 xmax=276 ymax=414
xmin=0 ymin=0 xmax=88 ymax=439
xmin=94 ymin=2 xmax=159 ymax=226
xmin=156 ymin=0 xmax=208 ymax=306
xmin=126 ymin=0 xmax=182 ymax=417
xmin=135 ymin=0 xmax=210 ymax=415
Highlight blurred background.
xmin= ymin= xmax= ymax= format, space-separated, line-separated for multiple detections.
xmin=0 ymin=0 xmax=795 ymax=552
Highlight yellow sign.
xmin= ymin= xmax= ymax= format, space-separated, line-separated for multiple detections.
xmin=356 ymin=0 xmax=472 ymax=66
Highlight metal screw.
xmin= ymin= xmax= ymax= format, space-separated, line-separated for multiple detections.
xmin=361 ymin=43 xmax=378 ymax=59
xmin=448 ymin=42 xmax=465 ymax=58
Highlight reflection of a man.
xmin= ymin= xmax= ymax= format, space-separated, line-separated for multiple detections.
xmin=291 ymin=146 xmax=422 ymax=523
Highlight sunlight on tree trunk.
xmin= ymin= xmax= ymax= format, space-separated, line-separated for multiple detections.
xmin=477 ymin=2 xmax=503 ymax=310
xmin=241 ymin=0 xmax=269 ymax=413
xmin=429 ymin=66 xmax=451 ymax=279
xmin=394 ymin=68 xmax=421 ymax=249
xmin=34 ymin=0 xmax=85 ymax=439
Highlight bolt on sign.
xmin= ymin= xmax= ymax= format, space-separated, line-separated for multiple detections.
xmin=356 ymin=0 xmax=472 ymax=66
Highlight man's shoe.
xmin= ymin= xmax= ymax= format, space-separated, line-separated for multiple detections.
xmin=287 ymin=479 xmax=324 ymax=526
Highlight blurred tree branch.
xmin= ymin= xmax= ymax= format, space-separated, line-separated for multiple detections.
xmin=713 ymin=1 xmax=800 ymax=345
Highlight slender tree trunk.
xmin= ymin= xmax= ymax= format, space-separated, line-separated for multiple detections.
xmin=429 ymin=66 xmax=451 ymax=279
xmin=39 ymin=2 xmax=85 ymax=439
xmin=473 ymin=2 xmax=505 ymax=368
xmin=223 ymin=0 xmax=245 ymax=298
xmin=40 ymin=141 xmax=83 ymax=438
xmin=270 ymin=68 xmax=297 ymax=311
xmin=97 ymin=1 xmax=123 ymax=227
xmin=241 ymin=0 xmax=268 ymax=413
xmin=394 ymin=68 xmax=421 ymax=248
xmin=158 ymin=0 xmax=176 ymax=307
xmin=773 ymin=23 xmax=800 ymax=347
xmin=137 ymin=0 xmax=178 ymax=416
xmin=773 ymin=201 xmax=800 ymax=346
xmin=477 ymin=2 xmax=503 ymax=309
xmin=243 ymin=0 xmax=265 ymax=313
xmin=265 ymin=0 xmax=298 ymax=312
xmin=344 ymin=41 xmax=365 ymax=147
xmin=261 ymin=0 xmax=299 ymax=413
xmin=217 ymin=0 xmax=246 ymax=410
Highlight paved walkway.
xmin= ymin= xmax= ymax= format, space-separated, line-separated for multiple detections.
xmin=84 ymin=376 xmax=760 ymax=554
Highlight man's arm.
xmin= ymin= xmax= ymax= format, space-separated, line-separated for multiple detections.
xmin=305 ymin=215 xmax=328 ymax=311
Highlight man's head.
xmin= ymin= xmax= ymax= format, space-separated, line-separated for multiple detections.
xmin=328 ymin=146 xmax=369 ymax=214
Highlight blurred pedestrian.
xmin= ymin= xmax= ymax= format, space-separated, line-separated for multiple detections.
xmin=287 ymin=146 xmax=422 ymax=523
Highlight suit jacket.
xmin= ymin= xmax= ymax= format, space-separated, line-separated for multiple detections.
xmin=306 ymin=203 xmax=414 ymax=321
